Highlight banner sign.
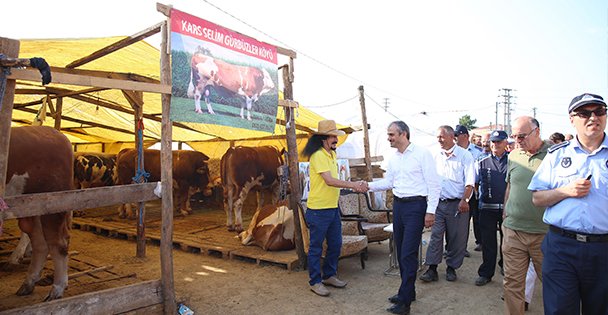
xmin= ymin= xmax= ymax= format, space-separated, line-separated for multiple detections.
xmin=169 ymin=9 xmax=279 ymax=133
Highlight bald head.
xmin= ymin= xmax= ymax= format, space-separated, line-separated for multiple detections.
xmin=511 ymin=116 xmax=543 ymax=154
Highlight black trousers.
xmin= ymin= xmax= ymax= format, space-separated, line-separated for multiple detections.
xmin=477 ymin=209 xmax=503 ymax=278
xmin=469 ymin=194 xmax=481 ymax=245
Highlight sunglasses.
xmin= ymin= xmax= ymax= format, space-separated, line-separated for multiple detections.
xmin=570 ymin=107 xmax=607 ymax=119
xmin=510 ymin=127 xmax=537 ymax=141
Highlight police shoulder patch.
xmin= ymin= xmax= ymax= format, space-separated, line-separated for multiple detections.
xmin=548 ymin=140 xmax=570 ymax=153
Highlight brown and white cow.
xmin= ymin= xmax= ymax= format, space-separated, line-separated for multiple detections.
xmin=187 ymin=52 xmax=275 ymax=120
xmin=116 ymin=149 xmax=210 ymax=219
xmin=221 ymin=146 xmax=284 ymax=232
xmin=73 ymin=152 xmax=118 ymax=189
xmin=5 ymin=126 xmax=72 ymax=301
xmin=238 ymin=200 xmax=295 ymax=251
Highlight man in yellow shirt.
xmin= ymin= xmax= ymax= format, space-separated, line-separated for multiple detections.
xmin=302 ymin=120 xmax=365 ymax=297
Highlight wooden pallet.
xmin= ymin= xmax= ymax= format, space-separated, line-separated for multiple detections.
xmin=72 ymin=208 xmax=300 ymax=270
xmin=230 ymin=246 xmax=298 ymax=271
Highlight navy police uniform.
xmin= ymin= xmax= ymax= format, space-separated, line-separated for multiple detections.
xmin=528 ymin=136 xmax=608 ymax=314
xmin=476 ymin=151 xmax=508 ymax=280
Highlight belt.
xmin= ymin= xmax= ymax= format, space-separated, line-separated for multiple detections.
xmin=550 ymin=225 xmax=608 ymax=243
xmin=480 ymin=203 xmax=503 ymax=210
xmin=439 ymin=198 xmax=460 ymax=202
xmin=394 ymin=195 xmax=427 ymax=203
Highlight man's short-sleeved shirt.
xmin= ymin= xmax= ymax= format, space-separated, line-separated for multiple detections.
xmin=528 ymin=135 xmax=608 ymax=234
xmin=503 ymin=141 xmax=551 ymax=233
xmin=307 ymin=148 xmax=340 ymax=209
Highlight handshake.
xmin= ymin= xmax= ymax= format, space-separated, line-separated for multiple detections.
xmin=352 ymin=180 xmax=369 ymax=193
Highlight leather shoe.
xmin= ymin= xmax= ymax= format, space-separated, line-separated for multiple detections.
xmin=474 ymin=243 xmax=482 ymax=251
xmin=464 ymin=250 xmax=471 ymax=257
xmin=475 ymin=276 xmax=491 ymax=286
xmin=322 ymin=276 xmax=347 ymax=288
xmin=446 ymin=267 xmax=457 ymax=282
xmin=386 ymin=303 xmax=410 ymax=315
xmin=388 ymin=292 xmax=416 ymax=304
xmin=419 ymin=268 xmax=438 ymax=282
xmin=310 ymin=283 xmax=330 ymax=296
xmin=525 ymin=302 xmax=529 ymax=311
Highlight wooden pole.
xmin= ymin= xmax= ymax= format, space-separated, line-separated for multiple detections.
xmin=358 ymin=86 xmax=373 ymax=182
xmin=134 ymin=104 xmax=146 ymax=258
xmin=53 ymin=97 xmax=63 ymax=130
xmin=159 ymin=18 xmax=176 ymax=314
xmin=0 ymin=37 xmax=20 ymax=198
xmin=282 ymin=63 xmax=306 ymax=268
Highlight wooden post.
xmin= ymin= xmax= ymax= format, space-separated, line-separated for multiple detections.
xmin=358 ymin=86 xmax=373 ymax=182
xmin=0 ymin=37 xmax=20 ymax=198
xmin=282 ymin=62 xmax=306 ymax=268
xmin=53 ymin=97 xmax=63 ymax=130
xmin=134 ymin=104 xmax=146 ymax=258
xmin=159 ymin=18 xmax=176 ymax=314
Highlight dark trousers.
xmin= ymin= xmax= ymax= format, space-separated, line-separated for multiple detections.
xmin=470 ymin=194 xmax=481 ymax=245
xmin=393 ymin=199 xmax=426 ymax=306
xmin=542 ymin=229 xmax=608 ymax=315
xmin=477 ymin=209 xmax=503 ymax=278
xmin=306 ymin=208 xmax=342 ymax=286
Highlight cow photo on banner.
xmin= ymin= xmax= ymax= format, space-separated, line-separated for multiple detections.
xmin=169 ymin=9 xmax=279 ymax=133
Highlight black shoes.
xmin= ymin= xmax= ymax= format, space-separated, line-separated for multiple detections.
xmin=419 ymin=268 xmax=439 ymax=282
xmin=464 ymin=250 xmax=471 ymax=258
xmin=474 ymin=243 xmax=483 ymax=251
xmin=475 ymin=276 xmax=491 ymax=286
xmin=388 ymin=292 xmax=415 ymax=304
xmin=387 ymin=303 xmax=410 ymax=315
xmin=446 ymin=267 xmax=457 ymax=282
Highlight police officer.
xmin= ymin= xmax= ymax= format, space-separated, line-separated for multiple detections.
xmin=474 ymin=130 xmax=508 ymax=286
xmin=529 ymin=93 xmax=608 ymax=314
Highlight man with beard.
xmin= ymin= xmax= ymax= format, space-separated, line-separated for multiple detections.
xmin=419 ymin=125 xmax=475 ymax=283
xmin=366 ymin=121 xmax=440 ymax=315
xmin=301 ymin=120 xmax=366 ymax=297
xmin=529 ymin=93 xmax=608 ymax=314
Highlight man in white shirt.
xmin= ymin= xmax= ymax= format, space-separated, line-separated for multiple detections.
xmin=419 ymin=125 xmax=476 ymax=283
xmin=367 ymin=121 xmax=441 ymax=315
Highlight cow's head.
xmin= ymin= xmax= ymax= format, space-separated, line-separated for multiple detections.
xmin=259 ymin=68 xmax=275 ymax=96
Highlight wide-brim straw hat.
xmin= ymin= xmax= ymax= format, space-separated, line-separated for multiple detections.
xmin=314 ymin=120 xmax=345 ymax=136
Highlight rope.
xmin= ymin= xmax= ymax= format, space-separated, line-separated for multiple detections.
xmin=132 ymin=119 xmax=150 ymax=184
xmin=132 ymin=119 xmax=149 ymax=227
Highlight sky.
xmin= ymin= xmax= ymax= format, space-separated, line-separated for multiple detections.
xmin=2 ymin=0 xmax=607 ymax=149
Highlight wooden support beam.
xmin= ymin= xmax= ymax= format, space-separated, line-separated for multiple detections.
xmin=278 ymin=99 xmax=299 ymax=108
xmin=7 ymin=68 xmax=170 ymax=94
xmin=1 ymin=183 xmax=159 ymax=220
xmin=0 ymin=280 xmax=162 ymax=315
xmin=0 ymin=37 xmax=19 ymax=198
xmin=66 ymin=22 xmax=164 ymax=69
xmin=14 ymin=106 xmax=157 ymax=140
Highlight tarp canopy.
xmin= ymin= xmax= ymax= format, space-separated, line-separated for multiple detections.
xmin=10 ymin=36 xmax=352 ymax=158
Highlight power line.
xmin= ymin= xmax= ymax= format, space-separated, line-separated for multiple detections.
xmin=304 ymin=95 xmax=358 ymax=108
xmin=199 ymin=0 xmax=438 ymax=109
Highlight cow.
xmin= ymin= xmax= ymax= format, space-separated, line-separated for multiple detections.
xmin=187 ymin=52 xmax=275 ymax=120
xmin=116 ymin=149 xmax=210 ymax=219
xmin=5 ymin=126 xmax=73 ymax=301
xmin=73 ymin=152 xmax=118 ymax=189
xmin=238 ymin=200 xmax=295 ymax=251
xmin=221 ymin=146 xmax=284 ymax=232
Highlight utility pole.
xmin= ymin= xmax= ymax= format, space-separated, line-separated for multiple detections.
xmin=532 ymin=107 xmax=537 ymax=118
xmin=498 ymin=88 xmax=514 ymax=134
xmin=495 ymin=101 xmax=499 ymax=130
xmin=383 ymin=98 xmax=390 ymax=112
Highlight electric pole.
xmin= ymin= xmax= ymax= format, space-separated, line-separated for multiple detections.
xmin=383 ymin=98 xmax=390 ymax=112
xmin=498 ymin=88 xmax=514 ymax=134
xmin=532 ymin=107 xmax=537 ymax=118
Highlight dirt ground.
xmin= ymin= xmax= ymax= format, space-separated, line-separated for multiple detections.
xmin=0 ymin=204 xmax=544 ymax=315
